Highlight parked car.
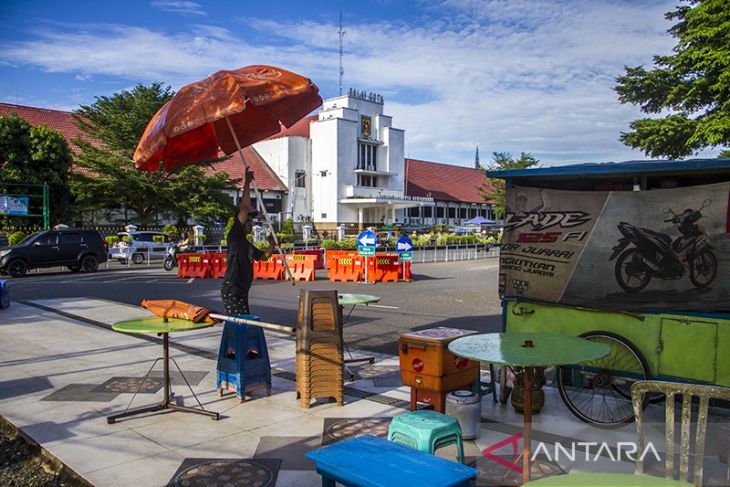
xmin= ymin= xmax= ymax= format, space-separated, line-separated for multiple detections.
xmin=0 ymin=229 xmax=108 ymax=277
xmin=109 ymin=231 xmax=171 ymax=264
xmin=376 ymin=231 xmax=400 ymax=242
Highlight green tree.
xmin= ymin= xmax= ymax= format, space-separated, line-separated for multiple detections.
xmin=480 ymin=152 xmax=539 ymax=218
xmin=72 ymin=83 xmax=174 ymax=224
xmin=167 ymin=166 xmax=237 ymax=226
xmin=72 ymin=83 xmax=237 ymax=225
xmin=0 ymin=115 xmax=73 ymax=226
xmin=615 ymin=0 xmax=730 ymax=159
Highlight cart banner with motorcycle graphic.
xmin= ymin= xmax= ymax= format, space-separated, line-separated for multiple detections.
xmin=499 ymin=182 xmax=728 ymax=311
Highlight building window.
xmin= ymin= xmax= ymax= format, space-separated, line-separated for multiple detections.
xmin=357 ymin=174 xmax=377 ymax=187
xmin=321 ymin=213 xmax=327 ymax=219
xmin=295 ymin=170 xmax=306 ymax=188
xmin=357 ymin=143 xmax=377 ymax=171
xmin=436 ymin=207 xmax=444 ymax=218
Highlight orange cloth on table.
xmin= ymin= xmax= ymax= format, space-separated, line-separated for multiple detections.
xmin=140 ymin=299 xmax=216 ymax=323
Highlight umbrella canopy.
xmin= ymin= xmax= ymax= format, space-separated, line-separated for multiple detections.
xmin=134 ymin=65 xmax=322 ymax=171
xmin=463 ymin=216 xmax=496 ymax=225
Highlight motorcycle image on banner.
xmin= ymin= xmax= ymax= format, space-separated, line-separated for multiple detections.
xmin=609 ymin=199 xmax=717 ymax=292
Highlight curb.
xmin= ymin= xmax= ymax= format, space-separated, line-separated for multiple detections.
xmin=0 ymin=415 xmax=94 ymax=487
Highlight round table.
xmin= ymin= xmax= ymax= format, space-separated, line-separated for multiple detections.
xmin=337 ymin=294 xmax=381 ymax=378
xmin=107 ymin=316 xmax=219 ymax=423
xmin=337 ymin=293 xmax=381 ymax=307
xmin=448 ymin=332 xmax=610 ymax=484
xmin=524 ymin=472 xmax=692 ymax=486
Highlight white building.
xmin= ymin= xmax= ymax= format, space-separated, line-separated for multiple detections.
xmin=250 ymin=89 xmax=494 ymax=232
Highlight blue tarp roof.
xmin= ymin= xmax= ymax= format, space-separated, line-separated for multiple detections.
xmin=487 ymin=158 xmax=730 ymax=180
xmin=463 ymin=216 xmax=496 ymax=225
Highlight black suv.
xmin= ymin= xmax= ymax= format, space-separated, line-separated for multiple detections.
xmin=0 ymin=229 xmax=108 ymax=277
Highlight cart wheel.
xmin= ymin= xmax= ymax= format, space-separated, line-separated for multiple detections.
xmin=557 ymin=331 xmax=650 ymax=427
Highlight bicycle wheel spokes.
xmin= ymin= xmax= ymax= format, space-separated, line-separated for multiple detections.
xmin=557 ymin=331 xmax=650 ymax=426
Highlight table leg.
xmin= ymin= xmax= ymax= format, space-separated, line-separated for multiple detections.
xmin=523 ymin=366 xmax=533 ymax=484
xmin=163 ymin=332 xmax=171 ymax=403
xmin=342 ymin=305 xmax=375 ymax=380
xmin=107 ymin=333 xmax=219 ymax=423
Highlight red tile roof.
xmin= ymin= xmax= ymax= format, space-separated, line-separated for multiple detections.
xmin=0 ymin=102 xmax=95 ymax=152
xmin=268 ymin=114 xmax=317 ymax=139
xmin=206 ymin=146 xmax=288 ymax=192
xmin=0 ymin=102 xmax=99 ymax=175
xmin=405 ymin=158 xmax=495 ymax=204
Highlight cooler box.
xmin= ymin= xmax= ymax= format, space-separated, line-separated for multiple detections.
xmin=399 ymin=327 xmax=480 ymax=412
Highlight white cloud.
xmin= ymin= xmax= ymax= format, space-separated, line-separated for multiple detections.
xmin=0 ymin=1 xmax=689 ymax=165
xmin=150 ymin=1 xmax=207 ymax=16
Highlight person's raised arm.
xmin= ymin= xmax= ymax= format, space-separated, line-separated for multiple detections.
xmin=237 ymin=168 xmax=254 ymax=224
xmin=261 ymin=233 xmax=275 ymax=260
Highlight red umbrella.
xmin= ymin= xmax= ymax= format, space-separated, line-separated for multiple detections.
xmin=133 ymin=65 xmax=322 ymax=281
xmin=134 ymin=65 xmax=322 ymax=171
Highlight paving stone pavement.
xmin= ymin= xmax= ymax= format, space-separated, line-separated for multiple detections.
xmin=2 ymin=297 xmax=728 ymax=486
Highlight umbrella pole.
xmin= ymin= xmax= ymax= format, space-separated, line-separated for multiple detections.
xmin=225 ymin=117 xmax=296 ymax=283
xmin=209 ymin=313 xmax=295 ymax=334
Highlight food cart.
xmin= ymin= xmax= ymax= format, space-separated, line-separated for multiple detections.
xmin=488 ymin=158 xmax=730 ymax=426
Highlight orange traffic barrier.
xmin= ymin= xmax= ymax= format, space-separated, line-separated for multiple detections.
xmin=177 ymin=253 xmax=211 ymax=278
xmin=254 ymin=255 xmax=283 ymax=280
xmin=369 ymin=254 xmax=399 ymax=283
xmin=328 ymin=256 xmax=364 ymax=282
xmin=209 ymin=252 xmax=227 ymax=278
xmin=293 ymin=249 xmax=325 ymax=269
xmin=285 ymin=254 xmax=316 ymax=281
xmin=398 ymin=261 xmax=413 ymax=281
xmin=325 ymin=250 xmax=357 ymax=270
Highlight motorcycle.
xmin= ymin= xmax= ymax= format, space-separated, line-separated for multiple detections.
xmin=609 ymin=199 xmax=717 ymax=292
xmin=163 ymin=242 xmax=188 ymax=271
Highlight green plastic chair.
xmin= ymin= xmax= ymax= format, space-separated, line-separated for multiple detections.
xmin=387 ymin=409 xmax=465 ymax=464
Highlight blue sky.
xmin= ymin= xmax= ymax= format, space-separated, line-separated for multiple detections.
xmin=0 ymin=0 xmax=712 ymax=166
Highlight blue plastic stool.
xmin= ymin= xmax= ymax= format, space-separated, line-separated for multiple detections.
xmin=216 ymin=314 xmax=271 ymax=402
xmin=387 ymin=409 xmax=465 ymax=464
xmin=0 ymin=280 xmax=9 ymax=310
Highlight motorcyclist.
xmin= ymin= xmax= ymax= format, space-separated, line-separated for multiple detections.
xmin=179 ymin=232 xmax=190 ymax=251
xmin=164 ymin=232 xmax=190 ymax=270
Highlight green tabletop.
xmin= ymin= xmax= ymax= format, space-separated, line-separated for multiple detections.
xmin=525 ymin=472 xmax=692 ymax=486
xmin=338 ymin=294 xmax=381 ymax=306
xmin=448 ymin=332 xmax=609 ymax=367
xmin=112 ymin=316 xmax=215 ymax=334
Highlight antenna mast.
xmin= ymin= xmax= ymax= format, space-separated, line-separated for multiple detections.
xmin=339 ymin=11 xmax=345 ymax=96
